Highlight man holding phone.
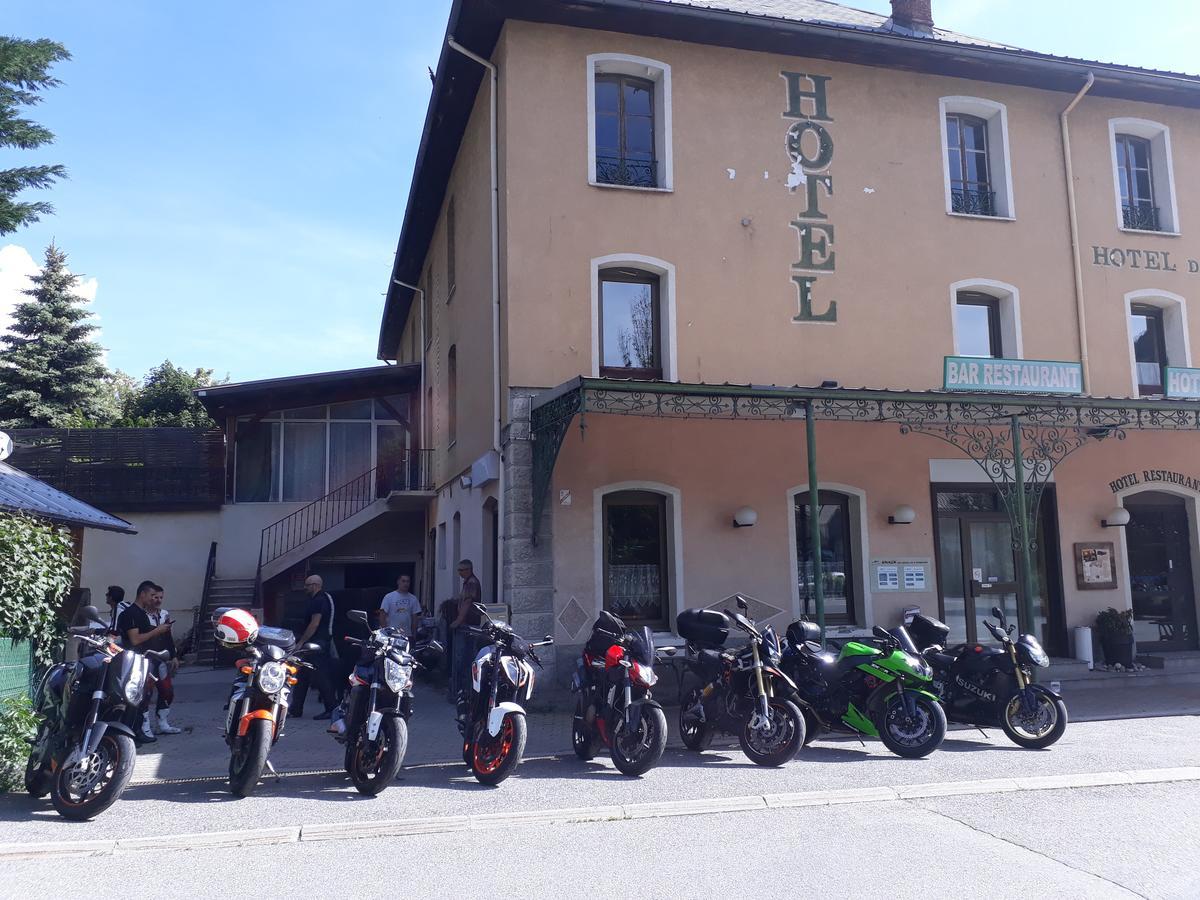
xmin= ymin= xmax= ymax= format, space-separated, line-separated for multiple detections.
xmin=118 ymin=580 xmax=174 ymax=741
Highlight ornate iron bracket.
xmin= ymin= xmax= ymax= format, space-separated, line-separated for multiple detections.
xmin=529 ymin=387 xmax=583 ymax=543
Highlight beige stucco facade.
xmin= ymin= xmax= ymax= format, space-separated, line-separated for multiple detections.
xmin=391 ymin=12 xmax=1200 ymax=678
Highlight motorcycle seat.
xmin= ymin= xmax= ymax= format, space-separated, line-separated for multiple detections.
xmin=929 ymin=651 xmax=958 ymax=670
xmin=800 ymin=642 xmax=838 ymax=667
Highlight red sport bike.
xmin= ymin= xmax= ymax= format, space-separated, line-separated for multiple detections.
xmin=571 ymin=611 xmax=672 ymax=777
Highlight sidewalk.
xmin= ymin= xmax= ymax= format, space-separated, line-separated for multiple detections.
xmin=131 ymin=665 xmax=1199 ymax=784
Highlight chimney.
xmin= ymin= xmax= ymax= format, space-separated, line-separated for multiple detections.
xmin=890 ymin=0 xmax=934 ymax=30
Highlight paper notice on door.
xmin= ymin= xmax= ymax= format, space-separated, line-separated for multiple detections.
xmin=1081 ymin=545 xmax=1114 ymax=584
xmin=972 ymin=567 xmax=983 ymax=582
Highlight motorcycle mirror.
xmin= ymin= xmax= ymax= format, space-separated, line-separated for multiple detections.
xmin=543 ymin=635 xmax=552 ymax=642
xmin=991 ymin=606 xmax=1005 ymax=623
xmin=872 ymin=625 xmax=891 ymax=640
xmin=1007 ymin=624 xmax=1016 ymax=635
xmin=73 ymin=605 xmax=105 ymax=626
xmin=347 ymin=609 xmax=369 ymax=626
xmin=736 ymin=595 xmax=750 ymax=612
xmin=300 ymin=642 xmax=323 ymax=654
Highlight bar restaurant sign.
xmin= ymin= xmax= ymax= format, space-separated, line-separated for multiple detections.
xmin=943 ymin=357 xmax=1084 ymax=394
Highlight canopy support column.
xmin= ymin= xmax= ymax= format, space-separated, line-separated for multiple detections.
xmin=805 ymin=401 xmax=826 ymax=646
xmin=1011 ymin=414 xmax=1038 ymax=636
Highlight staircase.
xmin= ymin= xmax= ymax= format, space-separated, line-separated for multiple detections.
xmin=196 ymin=578 xmax=256 ymax=664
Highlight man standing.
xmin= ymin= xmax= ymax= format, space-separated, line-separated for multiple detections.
xmin=449 ymin=560 xmax=482 ymax=698
xmin=292 ymin=574 xmax=338 ymax=720
xmin=378 ymin=573 xmax=423 ymax=636
xmin=117 ymin=580 xmax=173 ymax=742
xmin=147 ymin=586 xmax=182 ymax=735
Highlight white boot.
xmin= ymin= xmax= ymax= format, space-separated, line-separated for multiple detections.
xmin=141 ymin=712 xmax=157 ymax=741
xmin=157 ymin=709 xmax=182 ymax=735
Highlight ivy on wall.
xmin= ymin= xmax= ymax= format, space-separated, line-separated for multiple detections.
xmin=0 ymin=512 xmax=74 ymax=665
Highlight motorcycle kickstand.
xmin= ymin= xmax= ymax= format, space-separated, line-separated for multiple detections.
xmin=264 ymin=759 xmax=281 ymax=783
xmin=975 ymin=727 xmax=990 ymax=739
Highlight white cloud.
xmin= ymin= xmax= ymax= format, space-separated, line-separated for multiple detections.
xmin=0 ymin=244 xmax=101 ymax=346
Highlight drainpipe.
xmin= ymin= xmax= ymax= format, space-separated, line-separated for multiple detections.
xmin=1061 ymin=72 xmax=1096 ymax=394
xmin=447 ymin=37 xmax=505 ymax=608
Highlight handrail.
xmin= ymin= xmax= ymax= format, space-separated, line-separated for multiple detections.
xmin=194 ymin=540 xmax=217 ymax=666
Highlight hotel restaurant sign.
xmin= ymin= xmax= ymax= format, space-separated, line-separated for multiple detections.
xmin=943 ymin=357 xmax=1083 ymax=395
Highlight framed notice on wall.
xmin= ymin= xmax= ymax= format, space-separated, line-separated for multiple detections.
xmin=1074 ymin=542 xmax=1117 ymax=590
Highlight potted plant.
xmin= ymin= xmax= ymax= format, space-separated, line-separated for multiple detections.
xmin=1095 ymin=607 xmax=1135 ymax=668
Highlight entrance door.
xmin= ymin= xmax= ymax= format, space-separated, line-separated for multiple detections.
xmin=934 ymin=486 xmax=1062 ymax=651
xmin=1125 ymin=493 xmax=1198 ymax=652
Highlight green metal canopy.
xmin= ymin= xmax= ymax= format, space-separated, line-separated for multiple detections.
xmin=529 ymin=377 xmax=1200 ymax=642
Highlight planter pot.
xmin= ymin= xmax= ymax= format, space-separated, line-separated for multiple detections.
xmin=1100 ymin=634 xmax=1135 ymax=668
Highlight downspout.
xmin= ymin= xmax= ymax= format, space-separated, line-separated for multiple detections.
xmin=1061 ymin=72 xmax=1095 ymax=393
xmin=447 ymin=37 xmax=504 ymax=607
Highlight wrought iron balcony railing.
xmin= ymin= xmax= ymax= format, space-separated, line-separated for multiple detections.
xmin=951 ymin=187 xmax=998 ymax=217
xmin=596 ymin=155 xmax=658 ymax=188
xmin=1123 ymin=204 xmax=1161 ymax=232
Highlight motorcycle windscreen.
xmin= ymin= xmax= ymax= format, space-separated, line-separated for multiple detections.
xmin=888 ymin=626 xmax=921 ymax=656
xmin=627 ymin=626 xmax=656 ymax=666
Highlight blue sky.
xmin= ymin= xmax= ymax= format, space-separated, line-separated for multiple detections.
xmin=2 ymin=0 xmax=1195 ymax=383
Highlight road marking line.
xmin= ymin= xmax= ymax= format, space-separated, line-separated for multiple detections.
xmin=6 ymin=765 xmax=1200 ymax=860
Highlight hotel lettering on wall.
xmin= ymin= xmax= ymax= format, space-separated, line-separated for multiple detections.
xmin=1091 ymin=245 xmax=1200 ymax=274
xmin=782 ymin=71 xmax=837 ymax=323
xmin=1110 ymin=469 xmax=1200 ymax=494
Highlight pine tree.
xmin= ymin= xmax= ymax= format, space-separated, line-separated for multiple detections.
xmin=0 ymin=36 xmax=71 ymax=234
xmin=0 ymin=243 xmax=109 ymax=427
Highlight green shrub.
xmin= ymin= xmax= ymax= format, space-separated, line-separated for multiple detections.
xmin=0 ymin=512 xmax=74 ymax=665
xmin=0 ymin=695 xmax=37 ymax=792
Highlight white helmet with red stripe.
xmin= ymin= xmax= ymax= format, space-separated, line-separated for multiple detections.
xmin=215 ymin=608 xmax=258 ymax=648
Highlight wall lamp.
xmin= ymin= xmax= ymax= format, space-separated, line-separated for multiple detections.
xmin=1102 ymin=507 xmax=1130 ymax=528
xmin=888 ymin=505 xmax=917 ymax=525
xmin=733 ymin=507 xmax=758 ymax=528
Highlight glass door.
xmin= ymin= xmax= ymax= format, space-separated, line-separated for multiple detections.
xmin=1126 ymin=495 xmax=1198 ymax=652
xmin=967 ymin=520 xmax=1020 ymax=644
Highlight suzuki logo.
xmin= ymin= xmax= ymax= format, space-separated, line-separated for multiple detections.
xmin=955 ymin=674 xmax=996 ymax=702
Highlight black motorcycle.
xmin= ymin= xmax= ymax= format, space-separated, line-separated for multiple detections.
xmin=25 ymin=605 xmax=161 ymax=820
xmin=677 ymin=596 xmax=806 ymax=767
xmin=457 ymin=604 xmax=553 ymax=785
xmin=224 ymin=621 xmax=319 ymax=797
xmin=910 ymin=608 xmax=1068 ymax=749
xmin=329 ymin=609 xmax=442 ymax=795
xmin=571 ymin=610 xmax=672 ymax=777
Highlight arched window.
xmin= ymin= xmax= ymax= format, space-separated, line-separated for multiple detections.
xmin=1110 ymin=118 xmax=1179 ymax=234
xmin=793 ymin=489 xmax=859 ymax=625
xmin=602 ymin=490 xmax=670 ymax=627
xmin=950 ymin=280 xmax=1022 ymax=360
xmin=447 ymin=345 xmax=457 ymax=446
xmin=1126 ymin=290 xmax=1190 ymax=397
xmin=588 ymin=54 xmax=673 ymax=191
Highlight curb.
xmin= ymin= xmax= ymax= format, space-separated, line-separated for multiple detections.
xmin=5 ymin=765 xmax=1198 ymax=861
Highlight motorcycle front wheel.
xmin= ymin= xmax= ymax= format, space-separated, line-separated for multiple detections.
xmin=739 ymin=698 xmax=805 ymax=767
xmin=678 ymin=684 xmax=714 ymax=752
xmin=228 ymin=718 xmax=273 ymax=798
xmin=1002 ymin=686 xmax=1068 ymax=749
xmin=470 ymin=714 xmax=527 ymax=786
xmin=572 ymin=699 xmax=598 ymax=761
xmin=878 ymin=694 xmax=947 ymax=759
xmin=51 ymin=732 xmax=136 ymax=821
xmin=611 ymin=706 xmax=668 ymax=777
xmin=348 ymin=716 xmax=408 ymax=795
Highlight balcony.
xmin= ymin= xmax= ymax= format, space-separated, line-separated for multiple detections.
xmin=951 ymin=187 xmax=998 ymax=217
xmin=1123 ymin=204 xmax=1162 ymax=232
xmin=596 ymin=155 xmax=658 ymax=189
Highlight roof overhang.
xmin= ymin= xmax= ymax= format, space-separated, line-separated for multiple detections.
xmin=0 ymin=462 xmax=137 ymax=534
xmin=195 ymin=364 xmax=421 ymax=421
xmin=377 ymin=0 xmax=1200 ymax=359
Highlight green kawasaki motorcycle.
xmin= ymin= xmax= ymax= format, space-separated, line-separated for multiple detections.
xmin=781 ymin=620 xmax=947 ymax=759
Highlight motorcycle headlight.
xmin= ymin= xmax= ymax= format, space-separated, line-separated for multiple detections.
xmin=384 ymin=657 xmax=411 ymax=693
xmin=123 ymin=678 xmax=143 ymax=705
xmin=501 ymin=657 xmax=521 ymax=685
xmin=631 ymin=662 xmax=658 ymax=688
xmin=258 ymin=661 xmax=287 ymax=694
xmin=1022 ymin=639 xmax=1050 ymax=668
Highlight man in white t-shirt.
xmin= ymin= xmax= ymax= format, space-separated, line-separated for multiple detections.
xmin=378 ymin=574 xmax=423 ymax=636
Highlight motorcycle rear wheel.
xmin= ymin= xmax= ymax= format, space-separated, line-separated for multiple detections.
xmin=678 ymin=684 xmax=714 ymax=752
xmin=1002 ymin=687 xmax=1068 ymax=749
xmin=348 ymin=716 xmax=408 ymax=795
xmin=611 ymin=706 xmax=668 ymax=777
xmin=51 ymin=732 xmax=136 ymax=821
xmin=572 ymin=699 xmax=598 ymax=761
xmin=25 ymin=730 xmax=51 ymax=798
xmin=739 ymin=699 xmax=805 ymax=767
xmin=878 ymin=695 xmax=946 ymax=759
xmin=228 ymin=718 xmax=273 ymax=798
xmin=471 ymin=714 xmax=527 ymax=785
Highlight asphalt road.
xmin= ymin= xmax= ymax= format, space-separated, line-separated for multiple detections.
xmin=4 ymin=780 xmax=1198 ymax=899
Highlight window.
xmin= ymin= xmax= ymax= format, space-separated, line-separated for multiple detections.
xmin=232 ymin=401 xmax=414 ymax=503
xmin=939 ymin=97 xmax=1014 ymax=219
xmin=1125 ymin=291 xmax=1190 ymax=398
xmin=603 ymin=491 xmax=669 ymax=627
xmin=794 ymin=490 xmax=858 ymax=625
xmin=1130 ymin=304 xmax=1168 ymax=395
xmin=446 ymin=197 xmax=456 ymax=299
xmin=588 ymin=54 xmax=672 ymax=191
xmin=955 ymin=292 xmax=1002 ymax=358
xmin=1110 ymin=119 xmax=1178 ymax=234
xmin=447 ymin=345 xmax=457 ymax=446
xmin=599 ymin=268 xmax=661 ymax=379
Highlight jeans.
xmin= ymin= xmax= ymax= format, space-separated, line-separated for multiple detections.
xmin=450 ymin=628 xmax=474 ymax=698
xmin=292 ymin=641 xmax=337 ymax=713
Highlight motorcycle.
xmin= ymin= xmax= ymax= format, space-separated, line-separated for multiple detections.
xmin=223 ymin=617 xmax=320 ymax=797
xmin=571 ymin=610 xmax=673 ymax=777
xmin=677 ymin=596 xmax=807 ymax=767
xmin=909 ymin=607 xmax=1068 ymax=749
xmin=456 ymin=604 xmax=553 ymax=785
xmin=25 ymin=605 xmax=159 ymax=820
xmin=781 ymin=618 xmax=947 ymax=759
xmin=327 ymin=609 xmax=442 ymax=795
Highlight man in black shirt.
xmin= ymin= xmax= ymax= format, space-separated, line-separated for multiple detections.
xmin=117 ymin=580 xmax=173 ymax=742
xmin=291 ymin=574 xmax=337 ymax=719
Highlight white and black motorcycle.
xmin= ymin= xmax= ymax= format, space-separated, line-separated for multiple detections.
xmin=456 ymin=604 xmax=553 ymax=785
